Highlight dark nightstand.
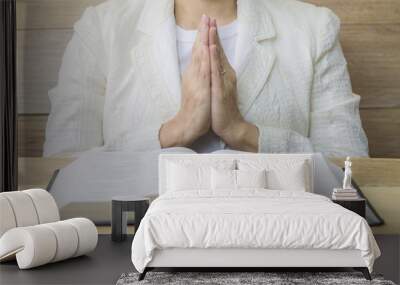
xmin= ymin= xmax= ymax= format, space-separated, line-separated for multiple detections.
xmin=332 ymin=198 xmax=366 ymax=218
xmin=111 ymin=196 xmax=150 ymax=242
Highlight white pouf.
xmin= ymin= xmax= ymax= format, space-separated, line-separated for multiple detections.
xmin=0 ymin=189 xmax=98 ymax=269
xmin=24 ymin=188 xmax=60 ymax=223
xmin=0 ymin=189 xmax=60 ymax=235
xmin=1 ymin=191 xmax=40 ymax=227
xmin=65 ymin=218 xmax=98 ymax=257
xmin=0 ymin=196 xmax=17 ymax=237
xmin=0 ymin=218 xmax=98 ymax=269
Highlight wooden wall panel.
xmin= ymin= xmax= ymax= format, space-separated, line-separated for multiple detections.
xmin=340 ymin=24 xmax=400 ymax=95
xmin=16 ymin=0 xmax=400 ymax=157
xmin=360 ymin=108 xmax=400 ymax=158
xmin=17 ymin=30 xmax=72 ymax=114
xmin=330 ymin=157 xmax=400 ymax=187
xmin=17 ymin=108 xmax=400 ymax=158
xmin=16 ymin=0 xmax=400 ymax=29
xmin=338 ymin=23 xmax=400 ymax=109
xmin=17 ymin=0 xmax=104 ymax=30
xmin=346 ymin=51 xmax=400 ymax=89
xmin=18 ymin=115 xmax=47 ymax=157
xmin=16 ymin=24 xmax=400 ymax=113
xmin=341 ymin=24 xmax=400 ymax=53
xmin=305 ymin=0 xmax=400 ymax=24
xmin=358 ymin=88 xmax=400 ymax=109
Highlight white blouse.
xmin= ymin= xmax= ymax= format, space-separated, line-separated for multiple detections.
xmin=43 ymin=0 xmax=369 ymax=158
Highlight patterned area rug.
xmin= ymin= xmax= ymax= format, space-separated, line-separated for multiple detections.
xmin=116 ymin=272 xmax=396 ymax=285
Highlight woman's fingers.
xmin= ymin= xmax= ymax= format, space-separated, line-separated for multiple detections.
xmin=191 ymin=46 xmax=202 ymax=73
xmin=210 ymin=44 xmax=223 ymax=93
xmin=191 ymin=15 xmax=210 ymax=73
xmin=209 ymin=18 xmax=224 ymax=92
xmin=194 ymin=15 xmax=209 ymax=49
xmin=200 ymin=45 xmax=211 ymax=83
xmin=209 ymin=22 xmax=224 ymax=78
xmin=208 ymin=19 xmax=230 ymax=72
xmin=209 ymin=19 xmax=231 ymax=70
xmin=209 ymin=20 xmax=217 ymax=46
xmin=200 ymin=15 xmax=210 ymax=46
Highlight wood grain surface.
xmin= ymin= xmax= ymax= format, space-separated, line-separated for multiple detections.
xmin=360 ymin=108 xmax=400 ymax=158
xmin=16 ymin=0 xmax=400 ymax=29
xmin=17 ymin=30 xmax=72 ymax=114
xmin=17 ymin=108 xmax=400 ymax=158
xmin=16 ymin=0 xmax=104 ymax=30
xmin=18 ymin=115 xmax=47 ymax=157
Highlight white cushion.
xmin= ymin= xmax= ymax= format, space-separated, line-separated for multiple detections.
xmin=211 ymin=168 xmax=236 ymax=190
xmin=238 ymin=159 xmax=310 ymax=192
xmin=0 ymin=189 xmax=97 ymax=269
xmin=42 ymin=221 xmax=79 ymax=262
xmin=160 ymin=154 xmax=314 ymax=194
xmin=64 ymin=218 xmax=98 ymax=257
xmin=24 ymin=189 xmax=60 ymax=224
xmin=1 ymin=192 xmax=39 ymax=227
xmin=0 ymin=196 xmax=17 ymax=237
xmin=0 ymin=218 xmax=97 ymax=269
xmin=211 ymin=169 xmax=267 ymax=190
xmin=0 ymin=189 xmax=60 ymax=237
xmin=236 ymin=169 xmax=267 ymax=189
xmin=1 ymin=226 xmax=58 ymax=269
xmin=270 ymin=161 xmax=308 ymax=192
xmin=166 ymin=160 xmax=235 ymax=191
xmin=167 ymin=163 xmax=210 ymax=191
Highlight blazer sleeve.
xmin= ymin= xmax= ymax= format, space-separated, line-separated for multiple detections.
xmin=43 ymin=7 xmax=107 ymax=157
xmin=104 ymin=123 xmax=162 ymax=152
xmin=256 ymin=8 xmax=369 ymax=157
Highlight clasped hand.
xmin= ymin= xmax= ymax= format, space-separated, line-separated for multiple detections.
xmin=160 ymin=15 xmax=258 ymax=152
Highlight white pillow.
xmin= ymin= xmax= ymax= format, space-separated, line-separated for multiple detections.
xmin=211 ymin=169 xmax=267 ymax=190
xmin=167 ymin=163 xmax=209 ymax=191
xmin=268 ymin=162 xmax=308 ymax=191
xmin=211 ymin=168 xmax=236 ymax=190
xmin=166 ymin=160 xmax=235 ymax=191
xmin=236 ymin=169 xmax=267 ymax=189
xmin=238 ymin=159 xmax=310 ymax=192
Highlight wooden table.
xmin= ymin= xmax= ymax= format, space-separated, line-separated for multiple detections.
xmin=332 ymin=198 xmax=366 ymax=218
xmin=112 ymin=196 xmax=150 ymax=242
xmin=18 ymin=157 xmax=400 ymax=235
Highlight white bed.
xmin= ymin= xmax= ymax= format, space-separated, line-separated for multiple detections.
xmin=131 ymin=153 xmax=380 ymax=280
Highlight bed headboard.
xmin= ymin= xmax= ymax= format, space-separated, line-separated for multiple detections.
xmin=158 ymin=153 xmax=315 ymax=195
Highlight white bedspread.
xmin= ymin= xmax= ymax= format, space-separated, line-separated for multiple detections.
xmin=131 ymin=190 xmax=380 ymax=272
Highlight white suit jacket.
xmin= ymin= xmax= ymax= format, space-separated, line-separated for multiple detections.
xmin=44 ymin=0 xmax=369 ymax=157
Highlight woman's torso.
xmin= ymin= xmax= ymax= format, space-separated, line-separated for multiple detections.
xmin=99 ymin=0 xmax=319 ymax=151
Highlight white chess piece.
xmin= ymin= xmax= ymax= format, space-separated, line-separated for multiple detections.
xmin=343 ymin=156 xmax=353 ymax=190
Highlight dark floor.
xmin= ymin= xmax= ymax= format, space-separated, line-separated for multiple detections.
xmin=374 ymin=235 xmax=400 ymax=284
xmin=0 ymin=235 xmax=399 ymax=285
xmin=0 ymin=235 xmax=134 ymax=285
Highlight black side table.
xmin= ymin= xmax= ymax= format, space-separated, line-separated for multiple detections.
xmin=112 ymin=196 xmax=150 ymax=242
xmin=333 ymin=198 xmax=366 ymax=218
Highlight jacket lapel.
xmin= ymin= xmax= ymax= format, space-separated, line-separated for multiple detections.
xmin=235 ymin=0 xmax=277 ymax=116
xmin=133 ymin=0 xmax=181 ymax=111
xmin=152 ymin=17 xmax=182 ymax=109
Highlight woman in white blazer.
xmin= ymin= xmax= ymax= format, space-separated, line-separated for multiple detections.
xmin=44 ymin=0 xmax=369 ymax=158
